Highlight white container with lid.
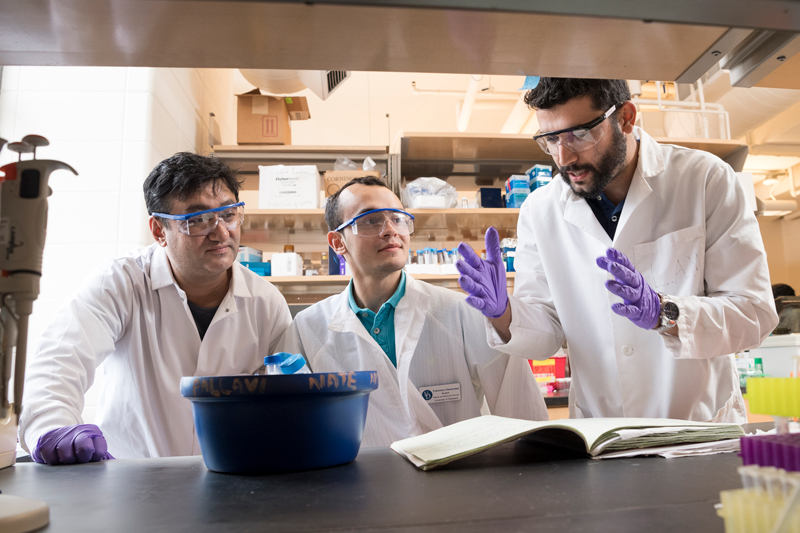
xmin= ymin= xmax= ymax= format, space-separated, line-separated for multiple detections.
xmin=746 ymin=333 xmax=800 ymax=377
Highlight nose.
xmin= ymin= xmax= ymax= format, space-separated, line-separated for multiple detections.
xmin=555 ymin=143 xmax=577 ymax=167
xmin=380 ymin=218 xmax=400 ymax=237
xmin=207 ymin=216 xmax=230 ymax=241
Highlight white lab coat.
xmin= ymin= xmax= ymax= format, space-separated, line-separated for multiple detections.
xmin=20 ymin=244 xmax=292 ymax=458
xmin=489 ymin=127 xmax=778 ymax=423
xmin=280 ymin=275 xmax=547 ymax=447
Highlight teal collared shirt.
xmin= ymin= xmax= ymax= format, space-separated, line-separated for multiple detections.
xmin=347 ymin=271 xmax=407 ymax=367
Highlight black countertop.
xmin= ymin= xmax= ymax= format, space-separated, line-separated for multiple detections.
xmin=0 ymin=429 xmax=760 ymax=533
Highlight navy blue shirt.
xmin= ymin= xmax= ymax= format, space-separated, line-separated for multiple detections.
xmin=585 ymin=191 xmax=625 ymax=240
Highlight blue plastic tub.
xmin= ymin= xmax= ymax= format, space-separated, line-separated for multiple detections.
xmin=180 ymin=371 xmax=378 ymax=474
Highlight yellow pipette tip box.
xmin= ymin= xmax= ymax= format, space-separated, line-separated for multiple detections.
xmin=745 ymin=377 xmax=800 ymax=417
xmin=717 ymin=488 xmax=800 ymax=532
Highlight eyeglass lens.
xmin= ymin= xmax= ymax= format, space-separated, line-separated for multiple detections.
xmin=182 ymin=206 xmax=243 ymax=236
xmin=355 ymin=211 xmax=414 ymax=236
xmin=539 ymin=126 xmax=606 ymax=155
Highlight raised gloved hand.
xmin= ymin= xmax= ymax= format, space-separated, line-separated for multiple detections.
xmin=456 ymin=227 xmax=509 ymax=319
xmin=596 ymin=248 xmax=661 ymax=330
xmin=31 ymin=424 xmax=114 ymax=465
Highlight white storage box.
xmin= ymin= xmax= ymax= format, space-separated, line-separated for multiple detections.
xmin=747 ymin=333 xmax=800 ymax=377
xmin=270 ymin=252 xmax=304 ymax=277
xmin=258 ymin=165 xmax=320 ymax=209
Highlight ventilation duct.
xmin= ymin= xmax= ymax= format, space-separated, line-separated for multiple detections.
xmin=239 ymin=69 xmax=351 ymax=101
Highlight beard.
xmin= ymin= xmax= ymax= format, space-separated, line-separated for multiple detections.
xmin=557 ymin=124 xmax=628 ymax=199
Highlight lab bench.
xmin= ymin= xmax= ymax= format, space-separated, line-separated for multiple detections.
xmin=1 ymin=423 xmax=770 ymax=532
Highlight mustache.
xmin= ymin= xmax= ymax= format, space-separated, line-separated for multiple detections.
xmin=559 ymin=163 xmax=597 ymax=174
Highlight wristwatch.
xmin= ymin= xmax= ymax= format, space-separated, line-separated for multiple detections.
xmin=655 ymin=293 xmax=680 ymax=333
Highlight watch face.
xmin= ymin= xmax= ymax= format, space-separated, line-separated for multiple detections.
xmin=664 ymin=302 xmax=680 ymax=320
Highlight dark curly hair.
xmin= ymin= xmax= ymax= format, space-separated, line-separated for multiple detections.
xmin=143 ymin=152 xmax=243 ymax=216
xmin=325 ymin=176 xmax=391 ymax=231
xmin=524 ymin=78 xmax=631 ymax=113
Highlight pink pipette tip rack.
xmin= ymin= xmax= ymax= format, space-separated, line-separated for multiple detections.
xmin=740 ymin=433 xmax=800 ymax=471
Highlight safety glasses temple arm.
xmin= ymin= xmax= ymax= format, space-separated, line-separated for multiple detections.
xmin=533 ymin=104 xmax=618 ymax=140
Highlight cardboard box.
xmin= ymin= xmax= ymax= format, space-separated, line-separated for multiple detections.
xmin=322 ymin=170 xmax=381 ymax=197
xmin=236 ymin=90 xmax=310 ymax=145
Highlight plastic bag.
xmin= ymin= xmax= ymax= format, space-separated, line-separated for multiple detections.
xmin=401 ymin=177 xmax=458 ymax=209
xmin=334 ymin=156 xmax=359 ymax=171
xmin=334 ymin=156 xmax=377 ymax=172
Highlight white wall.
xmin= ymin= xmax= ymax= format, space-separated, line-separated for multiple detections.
xmin=0 ymin=66 xmax=237 ymax=422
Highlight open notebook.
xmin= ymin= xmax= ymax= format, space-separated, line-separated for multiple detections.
xmin=390 ymin=416 xmax=744 ymax=470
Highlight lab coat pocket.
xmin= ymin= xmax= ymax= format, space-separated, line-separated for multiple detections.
xmin=633 ymin=225 xmax=705 ymax=297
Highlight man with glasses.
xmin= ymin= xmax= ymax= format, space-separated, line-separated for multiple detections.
xmin=279 ymin=176 xmax=546 ymax=447
xmin=20 ymin=153 xmax=292 ymax=464
xmin=458 ymin=78 xmax=777 ymax=423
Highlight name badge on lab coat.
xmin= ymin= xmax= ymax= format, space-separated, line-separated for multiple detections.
xmin=419 ymin=383 xmax=461 ymax=404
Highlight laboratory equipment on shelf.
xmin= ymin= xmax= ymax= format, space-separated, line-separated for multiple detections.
xmin=716 ymin=360 xmax=800 ymax=532
xmin=0 ymin=135 xmax=78 ymax=532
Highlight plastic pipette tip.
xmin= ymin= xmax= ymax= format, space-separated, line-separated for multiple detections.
xmin=740 ymin=433 xmax=800 ymax=471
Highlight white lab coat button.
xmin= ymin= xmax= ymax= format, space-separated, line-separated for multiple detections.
xmin=374 ymin=328 xmax=380 ymax=334
xmin=622 ymin=345 xmax=634 ymax=356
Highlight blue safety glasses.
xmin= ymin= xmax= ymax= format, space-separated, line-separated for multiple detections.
xmin=152 ymin=202 xmax=245 ymax=236
xmin=335 ymin=208 xmax=415 ymax=237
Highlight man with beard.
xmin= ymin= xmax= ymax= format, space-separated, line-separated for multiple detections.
xmin=279 ymin=176 xmax=547 ymax=447
xmin=457 ymin=78 xmax=777 ymax=423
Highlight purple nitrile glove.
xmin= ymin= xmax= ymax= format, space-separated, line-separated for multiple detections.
xmin=456 ymin=227 xmax=509 ymax=319
xmin=596 ymin=248 xmax=661 ymax=330
xmin=31 ymin=424 xmax=114 ymax=465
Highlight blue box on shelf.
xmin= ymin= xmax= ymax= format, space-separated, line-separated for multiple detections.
xmin=240 ymin=261 xmax=271 ymax=276
xmin=475 ymin=188 xmax=503 ymax=208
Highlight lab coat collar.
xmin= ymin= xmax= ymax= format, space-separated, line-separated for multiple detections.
xmin=393 ymin=274 xmax=430 ymax=367
xmin=328 ymin=290 xmax=387 ymax=352
xmin=562 ymin=187 xmax=611 ymax=246
xmin=150 ymin=245 xmax=177 ymax=290
xmin=635 ymin=127 xmax=666 ymax=179
xmin=229 ymin=262 xmax=252 ymax=299
xmin=612 ymin=127 xmax=661 ymax=239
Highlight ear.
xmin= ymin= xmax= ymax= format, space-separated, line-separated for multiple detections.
xmin=150 ymin=216 xmax=168 ymax=247
xmin=327 ymin=231 xmax=347 ymax=255
xmin=617 ymin=101 xmax=637 ymax=134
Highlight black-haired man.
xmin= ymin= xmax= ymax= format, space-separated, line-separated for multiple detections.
xmin=21 ymin=153 xmax=292 ymax=464
xmin=459 ymin=78 xmax=778 ymax=423
xmin=279 ymin=176 xmax=547 ymax=447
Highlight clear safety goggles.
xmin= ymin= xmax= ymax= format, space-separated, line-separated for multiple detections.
xmin=152 ymin=202 xmax=245 ymax=236
xmin=335 ymin=208 xmax=415 ymax=237
xmin=533 ymin=104 xmax=618 ymax=155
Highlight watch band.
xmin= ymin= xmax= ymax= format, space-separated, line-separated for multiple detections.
xmin=655 ymin=293 xmax=679 ymax=333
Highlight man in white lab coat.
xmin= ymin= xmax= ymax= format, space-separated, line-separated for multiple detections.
xmin=280 ymin=177 xmax=547 ymax=447
xmin=20 ymin=153 xmax=292 ymax=464
xmin=458 ymin=78 xmax=778 ymax=423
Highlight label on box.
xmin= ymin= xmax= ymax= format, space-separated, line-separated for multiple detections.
xmin=261 ymin=116 xmax=279 ymax=137
xmin=0 ymin=218 xmax=9 ymax=246
xmin=259 ymin=165 xmax=320 ymax=209
xmin=419 ymin=383 xmax=461 ymax=404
